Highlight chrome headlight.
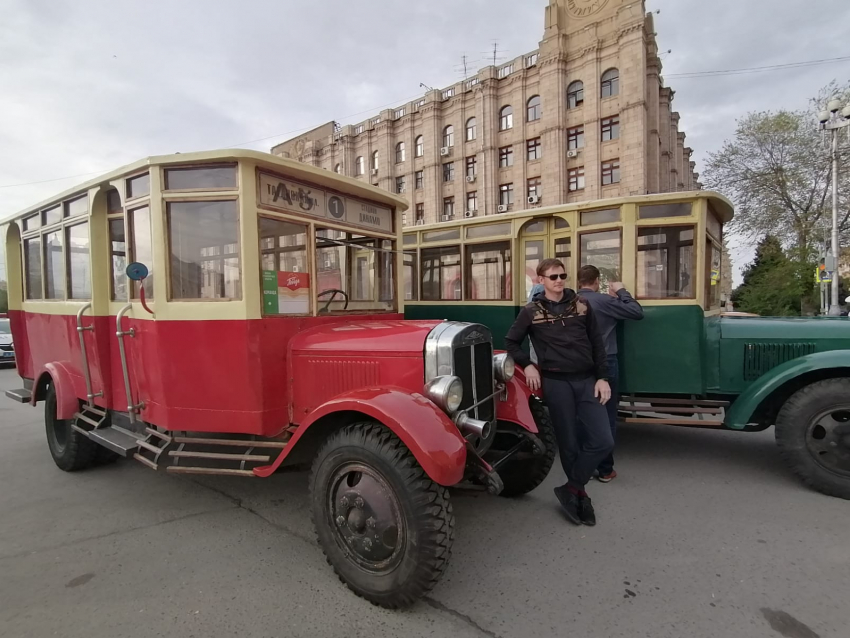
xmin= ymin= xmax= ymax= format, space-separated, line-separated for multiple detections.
xmin=425 ymin=375 xmax=463 ymax=413
xmin=493 ymin=353 xmax=515 ymax=383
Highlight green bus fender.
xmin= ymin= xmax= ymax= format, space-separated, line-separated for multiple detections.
xmin=725 ymin=350 xmax=850 ymax=430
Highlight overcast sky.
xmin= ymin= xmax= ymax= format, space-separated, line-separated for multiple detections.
xmin=2 ymin=0 xmax=849 ymax=285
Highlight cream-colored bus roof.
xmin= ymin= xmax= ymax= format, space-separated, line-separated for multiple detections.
xmin=2 ymin=149 xmax=409 ymax=224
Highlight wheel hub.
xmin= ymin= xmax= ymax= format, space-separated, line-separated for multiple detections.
xmin=328 ymin=464 xmax=404 ymax=570
xmin=806 ymin=407 xmax=850 ymax=477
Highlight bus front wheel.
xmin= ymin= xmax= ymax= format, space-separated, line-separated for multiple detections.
xmin=309 ymin=421 xmax=455 ymax=608
xmin=44 ymin=384 xmax=97 ymax=472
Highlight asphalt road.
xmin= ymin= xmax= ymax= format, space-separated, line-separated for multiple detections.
xmin=0 ymin=365 xmax=848 ymax=638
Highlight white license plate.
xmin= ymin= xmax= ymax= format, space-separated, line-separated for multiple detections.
xmin=1 ymin=352 xmax=13 ymax=358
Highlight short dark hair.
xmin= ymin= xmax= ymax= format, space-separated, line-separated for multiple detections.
xmin=577 ymin=265 xmax=600 ymax=287
xmin=537 ymin=258 xmax=566 ymax=277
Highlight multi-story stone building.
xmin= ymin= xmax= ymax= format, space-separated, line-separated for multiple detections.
xmin=272 ymin=0 xmax=700 ymax=226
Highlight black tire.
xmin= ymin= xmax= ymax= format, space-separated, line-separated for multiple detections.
xmin=775 ymin=378 xmax=850 ymax=500
xmin=493 ymin=397 xmax=557 ymax=497
xmin=44 ymin=384 xmax=96 ymax=472
xmin=309 ymin=422 xmax=454 ymax=608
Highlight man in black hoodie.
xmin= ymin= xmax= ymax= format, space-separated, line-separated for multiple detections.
xmin=505 ymin=258 xmax=613 ymax=526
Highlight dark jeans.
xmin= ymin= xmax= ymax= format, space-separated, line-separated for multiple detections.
xmin=596 ymin=355 xmax=620 ymax=476
xmin=542 ymin=375 xmax=614 ymax=490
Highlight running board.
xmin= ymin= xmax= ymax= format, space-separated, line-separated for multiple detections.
xmin=5 ymin=388 xmax=32 ymax=403
xmin=165 ymin=434 xmax=291 ymax=477
xmin=86 ymin=425 xmax=144 ymax=456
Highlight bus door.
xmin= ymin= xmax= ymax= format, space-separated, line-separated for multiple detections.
xmin=518 ymin=215 xmax=573 ymax=302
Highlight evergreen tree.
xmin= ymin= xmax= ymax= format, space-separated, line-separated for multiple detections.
xmin=732 ymin=236 xmax=814 ymax=316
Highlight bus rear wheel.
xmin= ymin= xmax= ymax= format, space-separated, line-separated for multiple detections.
xmin=775 ymin=378 xmax=850 ymax=500
xmin=309 ymin=422 xmax=454 ymax=608
xmin=44 ymin=384 xmax=97 ymax=472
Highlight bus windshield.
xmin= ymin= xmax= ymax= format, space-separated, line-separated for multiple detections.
xmin=315 ymin=228 xmax=395 ymax=313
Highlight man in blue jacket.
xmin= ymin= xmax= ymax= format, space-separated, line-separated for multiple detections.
xmin=576 ymin=265 xmax=644 ymax=483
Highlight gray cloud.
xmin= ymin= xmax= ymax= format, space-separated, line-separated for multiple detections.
xmin=2 ymin=0 xmax=849 ymax=283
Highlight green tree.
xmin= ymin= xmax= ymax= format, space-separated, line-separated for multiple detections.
xmin=732 ymin=236 xmax=816 ymax=316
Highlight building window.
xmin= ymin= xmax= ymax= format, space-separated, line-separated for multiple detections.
xmin=527 ymin=178 xmax=542 ymax=200
xmin=568 ymin=126 xmax=585 ymax=150
xmin=499 ymin=105 xmax=513 ymax=131
xmin=443 ymin=162 xmax=455 ymax=182
xmin=167 ymin=200 xmax=241 ymax=300
xmin=415 ymin=203 xmax=425 ymax=222
xmin=396 ymin=142 xmax=406 ymax=163
xmin=527 ymin=138 xmax=542 ymax=161
xmin=443 ymin=197 xmax=455 ymax=219
xmin=499 ymin=183 xmax=514 ymax=208
xmin=637 ymin=226 xmax=696 ymax=299
xmin=568 ymin=167 xmax=586 ymax=192
xmin=371 ymin=151 xmax=379 ymax=171
xmin=466 ymin=117 xmax=477 ymax=141
xmin=334 ymin=163 xmax=342 ymax=174
xmin=601 ymin=68 xmax=620 ymax=98
xmin=415 ymin=135 xmax=424 ymax=157
xmin=443 ymin=125 xmax=455 ymax=148
xmin=567 ymin=81 xmax=584 ymax=109
xmin=442 ymin=87 xmax=455 ymax=100
xmin=499 ymin=146 xmax=514 ymax=168
xmin=466 ymin=191 xmax=478 ymax=213
xmin=394 ymin=108 xmax=406 ymax=119
xmin=526 ymin=53 xmax=539 ymax=67
xmin=355 ymin=156 xmax=365 ymax=175
xmin=354 ymin=125 xmax=364 ymax=135
xmin=466 ymin=77 xmax=479 ymax=91
xmin=601 ymin=115 xmax=620 ymax=141
xmin=415 ymin=170 xmax=424 ymax=189
xmin=601 ymin=159 xmax=621 ymax=186
xmin=498 ymin=64 xmax=514 ymax=78
xmin=396 ymin=176 xmax=406 ymax=193
xmin=527 ymin=95 xmax=542 ymax=122
xmin=466 ymin=156 xmax=477 ymax=178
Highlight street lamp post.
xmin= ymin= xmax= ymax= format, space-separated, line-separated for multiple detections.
xmin=818 ymin=99 xmax=850 ymax=316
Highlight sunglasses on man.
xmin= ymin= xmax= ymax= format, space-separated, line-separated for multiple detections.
xmin=544 ymin=273 xmax=568 ymax=281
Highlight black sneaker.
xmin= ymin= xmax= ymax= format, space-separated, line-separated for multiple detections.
xmin=553 ymin=485 xmax=582 ymax=525
xmin=578 ymin=496 xmax=596 ymax=526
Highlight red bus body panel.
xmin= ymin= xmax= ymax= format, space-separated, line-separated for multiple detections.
xmin=254 ymin=386 xmax=467 ymax=486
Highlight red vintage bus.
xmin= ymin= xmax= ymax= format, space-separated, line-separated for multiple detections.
xmin=2 ymin=149 xmax=554 ymax=608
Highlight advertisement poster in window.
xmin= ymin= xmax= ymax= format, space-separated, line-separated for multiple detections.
xmin=263 ymin=270 xmax=310 ymax=314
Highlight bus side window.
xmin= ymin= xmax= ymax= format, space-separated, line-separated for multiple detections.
xmin=259 ymin=217 xmax=309 ymax=315
xmin=129 ymin=206 xmax=154 ymax=300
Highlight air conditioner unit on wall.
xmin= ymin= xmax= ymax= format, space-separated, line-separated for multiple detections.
xmin=415 ymin=219 xmax=425 ymax=226
xmin=466 ymin=175 xmax=476 ymax=183
xmin=464 ymin=210 xmax=476 ymax=218
xmin=497 ymin=205 xmax=508 ymax=213
xmin=567 ymin=150 xmax=579 ymax=158
xmin=440 ymin=147 xmax=451 ymax=156
xmin=442 ymin=214 xmax=453 ymax=221
xmin=371 ymin=168 xmax=379 ymax=175
xmin=528 ymin=195 xmax=540 ymax=205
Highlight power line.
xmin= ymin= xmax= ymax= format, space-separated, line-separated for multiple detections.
xmin=666 ymin=55 xmax=850 ymax=79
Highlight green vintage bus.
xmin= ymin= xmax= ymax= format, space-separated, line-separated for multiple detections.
xmin=402 ymin=190 xmax=850 ymax=500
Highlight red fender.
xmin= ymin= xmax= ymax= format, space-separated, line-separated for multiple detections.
xmin=254 ymin=386 xmax=467 ymax=486
xmin=496 ymin=370 xmax=538 ymax=433
xmin=32 ymin=361 xmax=81 ymax=420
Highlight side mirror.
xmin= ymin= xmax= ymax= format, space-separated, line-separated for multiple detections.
xmin=126 ymin=262 xmax=149 ymax=282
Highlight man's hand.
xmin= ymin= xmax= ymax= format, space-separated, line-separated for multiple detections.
xmin=524 ymin=365 xmax=542 ymax=392
xmin=609 ymin=281 xmax=624 ymax=297
xmin=594 ymin=379 xmax=611 ymax=404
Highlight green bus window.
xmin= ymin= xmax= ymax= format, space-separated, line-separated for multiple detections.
xmin=466 ymin=241 xmax=511 ymax=301
xmin=403 ymin=251 xmax=418 ymax=301
xmin=167 ymin=200 xmax=241 ymax=300
xmin=580 ymin=208 xmax=620 ymax=226
xmin=638 ymin=202 xmax=692 ymax=219
xmin=403 ymin=233 xmax=418 ymax=245
xmin=129 ymin=206 xmax=153 ymax=300
xmin=24 ymin=237 xmax=43 ymax=300
xmin=522 ymin=220 xmax=546 ymax=234
xmin=66 ymin=222 xmax=91 ymax=300
xmin=423 ymin=228 xmax=461 ymax=243
xmin=524 ymin=239 xmax=545 ymax=300
xmin=165 ymin=166 xmax=237 ymax=191
xmin=580 ymin=230 xmax=621 ymax=291
xmin=466 ymin=222 xmax=511 ymax=240
xmin=554 ymin=217 xmax=570 ymax=230
xmin=637 ymin=226 xmax=695 ymax=299
xmin=109 ymin=219 xmax=128 ymax=301
xmin=705 ymin=241 xmax=722 ymax=310
xmin=706 ymin=205 xmax=722 ymax=240
xmin=43 ymin=229 xmax=64 ymax=299
xmin=555 ymin=237 xmax=572 ymax=262
xmin=421 ymin=246 xmax=461 ymax=301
